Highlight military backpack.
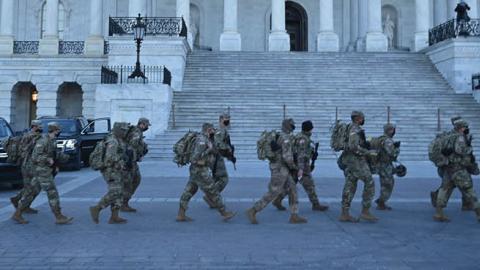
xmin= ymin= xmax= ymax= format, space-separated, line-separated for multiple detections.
xmin=89 ymin=138 xmax=108 ymax=171
xmin=257 ymin=130 xmax=280 ymax=161
xmin=330 ymin=121 xmax=350 ymax=152
xmin=2 ymin=135 xmax=22 ymax=164
xmin=173 ymin=131 xmax=199 ymax=166
xmin=428 ymin=131 xmax=457 ymax=167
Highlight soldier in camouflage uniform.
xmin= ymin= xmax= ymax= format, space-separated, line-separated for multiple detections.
xmin=203 ymin=112 xmax=236 ymax=208
xmin=10 ymin=120 xmax=43 ymax=214
xmin=90 ymin=122 xmax=131 ymax=224
xmin=12 ymin=122 xmax=73 ymax=225
xmin=272 ymin=121 xmax=329 ymax=212
xmin=339 ymin=111 xmax=377 ymax=223
xmin=121 ymin=118 xmax=150 ymax=212
xmin=434 ymin=119 xmax=480 ymax=222
xmin=430 ymin=116 xmax=473 ymax=211
xmin=374 ymin=123 xmax=400 ymax=210
xmin=176 ymin=123 xmax=236 ymax=222
xmin=247 ymin=118 xmax=307 ymax=224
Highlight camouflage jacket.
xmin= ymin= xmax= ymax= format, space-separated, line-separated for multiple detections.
xmin=448 ymin=131 xmax=473 ymax=169
xmin=31 ymin=135 xmax=67 ymax=176
xmin=127 ymin=126 xmax=148 ymax=162
xmin=20 ymin=131 xmax=42 ymax=168
xmin=102 ymin=135 xmax=128 ymax=173
xmin=378 ymin=135 xmax=400 ymax=164
xmin=344 ymin=123 xmax=370 ymax=158
xmin=191 ymin=134 xmax=215 ymax=167
xmin=295 ymin=132 xmax=314 ymax=172
xmin=214 ymin=127 xmax=233 ymax=159
xmin=272 ymin=131 xmax=297 ymax=171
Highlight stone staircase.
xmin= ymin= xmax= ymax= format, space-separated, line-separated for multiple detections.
xmin=147 ymin=51 xmax=480 ymax=161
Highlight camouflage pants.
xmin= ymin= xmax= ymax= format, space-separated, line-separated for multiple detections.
xmin=123 ymin=162 xmax=141 ymax=202
xmin=253 ymin=163 xmax=299 ymax=214
xmin=11 ymin=165 xmax=34 ymax=205
xmin=377 ymin=163 xmax=395 ymax=203
xmin=432 ymin=167 xmax=471 ymax=207
xmin=211 ymin=157 xmax=229 ymax=193
xmin=274 ymin=173 xmax=320 ymax=206
xmin=342 ymin=161 xmax=375 ymax=209
xmin=436 ymin=168 xmax=480 ymax=209
xmin=180 ymin=165 xmax=226 ymax=211
xmin=98 ymin=172 xmax=124 ymax=210
xmin=18 ymin=174 xmax=60 ymax=213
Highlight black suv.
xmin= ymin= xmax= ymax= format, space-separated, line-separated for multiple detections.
xmin=0 ymin=117 xmax=23 ymax=187
xmin=37 ymin=117 xmax=111 ymax=170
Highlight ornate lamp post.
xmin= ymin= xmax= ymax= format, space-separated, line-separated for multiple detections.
xmin=128 ymin=14 xmax=147 ymax=81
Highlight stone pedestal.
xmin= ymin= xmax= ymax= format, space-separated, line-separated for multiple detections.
xmin=85 ymin=36 xmax=104 ymax=56
xmin=220 ymin=32 xmax=242 ymax=51
xmin=0 ymin=36 xmax=13 ymax=55
xmin=366 ymin=32 xmax=388 ymax=52
xmin=268 ymin=32 xmax=290 ymax=51
xmin=95 ymin=84 xmax=173 ymax=139
xmin=39 ymin=38 xmax=59 ymax=56
xmin=317 ymin=32 xmax=339 ymax=52
xmin=425 ymin=38 xmax=480 ymax=94
xmin=413 ymin=33 xmax=429 ymax=52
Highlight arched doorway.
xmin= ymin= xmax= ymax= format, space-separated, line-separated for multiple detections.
xmin=286 ymin=1 xmax=308 ymax=51
xmin=11 ymin=82 xmax=38 ymax=132
xmin=57 ymin=82 xmax=83 ymax=118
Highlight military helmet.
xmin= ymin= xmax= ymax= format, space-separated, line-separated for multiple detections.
xmin=383 ymin=123 xmax=396 ymax=133
xmin=351 ymin=111 xmax=365 ymax=119
xmin=112 ymin=122 xmax=130 ymax=138
xmin=31 ymin=119 xmax=42 ymax=127
xmin=202 ymin=122 xmax=214 ymax=133
xmin=47 ymin=122 xmax=61 ymax=133
xmin=454 ymin=119 xmax=469 ymax=129
xmin=282 ymin=118 xmax=295 ymax=132
xmin=138 ymin=117 xmax=151 ymax=126
xmin=394 ymin=164 xmax=407 ymax=177
xmin=219 ymin=111 xmax=230 ymax=120
xmin=450 ymin=116 xmax=462 ymax=126
xmin=302 ymin=120 xmax=314 ymax=132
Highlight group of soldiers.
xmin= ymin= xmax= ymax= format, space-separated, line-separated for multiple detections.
xmin=10 ymin=118 xmax=150 ymax=225
xmin=8 ymin=110 xmax=480 ymax=225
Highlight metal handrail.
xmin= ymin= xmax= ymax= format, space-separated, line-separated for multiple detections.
xmin=429 ymin=18 xmax=480 ymax=46
xmin=109 ymin=16 xmax=187 ymax=37
xmin=101 ymin=65 xmax=172 ymax=85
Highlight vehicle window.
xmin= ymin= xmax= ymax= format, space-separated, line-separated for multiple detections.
xmin=0 ymin=120 xmax=13 ymax=139
xmin=40 ymin=120 xmax=79 ymax=136
xmin=85 ymin=119 xmax=110 ymax=134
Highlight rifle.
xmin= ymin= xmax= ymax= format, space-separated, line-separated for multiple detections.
xmin=226 ymin=135 xmax=237 ymax=170
xmin=310 ymin=142 xmax=319 ymax=171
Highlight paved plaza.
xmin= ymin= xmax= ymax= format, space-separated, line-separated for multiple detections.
xmin=0 ymin=161 xmax=479 ymax=269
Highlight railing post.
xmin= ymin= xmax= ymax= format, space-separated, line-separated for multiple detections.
xmin=120 ymin=65 xmax=123 ymax=84
xmin=437 ymin=108 xmax=441 ymax=132
xmin=387 ymin=106 xmax=391 ymax=124
xmin=283 ymin=104 xmax=286 ymax=120
xmin=172 ymin=103 xmax=176 ymax=129
xmin=335 ymin=107 xmax=338 ymax=122
xmin=227 ymin=106 xmax=231 ymax=116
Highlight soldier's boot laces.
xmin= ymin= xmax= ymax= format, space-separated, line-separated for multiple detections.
xmin=339 ymin=208 xmax=359 ymax=223
xmin=433 ymin=207 xmax=450 ymax=222
xmin=10 ymin=196 xmax=19 ymax=208
xmin=54 ymin=210 xmax=74 ymax=225
xmin=109 ymin=209 xmax=127 ymax=224
xmin=246 ymin=208 xmax=258 ymax=224
xmin=24 ymin=207 xmax=39 ymax=214
xmin=219 ymin=208 xmax=236 ymax=221
xmin=312 ymin=202 xmax=329 ymax=211
xmin=11 ymin=209 xmax=28 ymax=224
xmin=203 ymin=195 xmax=216 ymax=209
xmin=176 ymin=207 xmax=193 ymax=222
xmin=474 ymin=208 xmax=480 ymax=222
xmin=360 ymin=208 xmax=379 ymax=222
xmin=272 ymin=199 xmax=287 ymax=211
xmin=430 ymin=191 xmax=437 ymax=208
xmin=289 ymin=214 xmax=308 ymax=224
xmin=120 ymin=200 xmax=137 ymax=213
xmin=375 ymin=199 xmax=392 ymax=211
xmin=89 ymin=206 xmax=101 ymax=224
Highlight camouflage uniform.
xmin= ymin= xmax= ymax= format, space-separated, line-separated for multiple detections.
xmin=123 ymin=125 xmax=148 ymax=204
xmin=179 ymin=133 xmax=227 ymax=211
xmin=210 ymin=126 xmax=232 ymax=193
xmin=436 ymin=128 xmax=480 ymax=212
xmin=375 ymin=125 xmax=400 ymax=206
xmin=341 ymin=122 xmax=375 ymax=210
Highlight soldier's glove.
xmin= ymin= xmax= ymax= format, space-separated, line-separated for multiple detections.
xmin=270 ymin=140 xmax=281 ymax=152
xmin=394 ymin=141 xmax=401 ymax=148
xmin=230 ymin=156 xmax=237 ymax=163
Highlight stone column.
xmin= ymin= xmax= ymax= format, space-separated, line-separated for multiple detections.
xmin=220 ymin=0 xmax=242 ymax=51
xmin=349 ymin=0 xmax=358 ymax=51
xmin=176 ymin=0 xmax=193 ymax=48
xmin=129 ymin=0 xmax=147 ymax=17
xmin=317 ymin=0 xmax=339 ymax=51
xmin=85 ymin=0 xmax=104 ymax=56
xmin=434 ymin=0 xmax=448 ymax=26
xmin=447 ymin=0 xmax=457 ymax=19
xmin=356 ymin=0 xmax=368 ymax=51
xmin=39 ymin=0 xmax=59 ymax=55
xmin=413 ymin=0 xmax=429 ymax=52
xmin=365 ymin=0 xmax=387 ymax=51
xmin=268 ymin=0 xmax=290 ymax=51
xmin=0 ymin=0 xmax=14 ymax=55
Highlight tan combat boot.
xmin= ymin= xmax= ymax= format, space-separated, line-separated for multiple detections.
xmin=339 ymin=208 xmax=359 ymax=223
xmin=272 ymin=199 xmax=287 ymax=211
xmin=54 ymin=208 xmax=74 ymax=225
xmin=375 ymin=199 xmax=392 ymax=211
xmin=89 ymin=205 xmax=101 ymax=224
xmin=108 ymin=208 xmax=127 ymax=224
xmin=360 ymin=207 xmax=379 ymax=222
xmin=11 ymin=209 xmax=28 ymax=224
xmin=203 ymin=195 xmax=216 ymax=209
xmin=120 ymin=200 xmax=137 ymax=213
xmin=246 ymin=208 xmax=258 ymax=224
xmin=219 ymin=208 xmax=236 ymax=221
xmin=176 ymin=207 xmax=193 ymax=222
xmin=475 ymin=208 xmax=480 ymax=222
xmin=433 ymin=207 xmax=450 ymax=222
xmin=289 ymin=214 xmax=307 ymax=224
xmin=312 ymin=202 xmax=329 ymax=211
